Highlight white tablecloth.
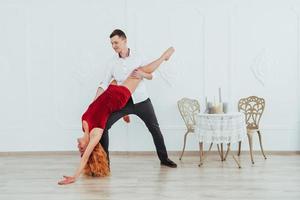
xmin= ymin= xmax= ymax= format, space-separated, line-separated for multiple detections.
xmin=195 ymin=112 xmax=247 ymax=144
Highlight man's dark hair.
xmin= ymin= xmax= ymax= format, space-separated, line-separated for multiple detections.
xmin=110 ymin=29 xmax=127 ymax=39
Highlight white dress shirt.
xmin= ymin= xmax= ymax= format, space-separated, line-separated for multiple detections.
xmin=99 ymin=49 xmax=153 ymax=104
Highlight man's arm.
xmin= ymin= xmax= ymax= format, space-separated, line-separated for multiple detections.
xmin=93 ymin=87 xmax=104 ymax=101
xmin=130 ymin=68 xmax=153 ymax=80
xmin=94 ymin=79 xmax=118 ymax=101
xmin=93 ymin=63 xmax=114 ymax=101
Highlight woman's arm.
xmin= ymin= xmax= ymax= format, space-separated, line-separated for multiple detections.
xmin=73 ymin=131 xmax=101 ymax=178
xmin=58 ymin=131 xmax=101 ymax=185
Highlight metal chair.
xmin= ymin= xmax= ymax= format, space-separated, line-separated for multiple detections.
xmin=238 ymin=96 xmax=267 ymax=164
xmin=177 ymin=98 xmax=200 ymax=160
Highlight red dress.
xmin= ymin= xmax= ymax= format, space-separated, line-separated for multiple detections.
xmin=81 ymin=84 xmax=131 ymax=132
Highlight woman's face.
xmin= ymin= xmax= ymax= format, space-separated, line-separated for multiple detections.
xmin=77 ymin=137 xmax=88 ymax=156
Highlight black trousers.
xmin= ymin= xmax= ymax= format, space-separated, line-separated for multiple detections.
xmin=100 ymin=98 xmax=169 ymax=162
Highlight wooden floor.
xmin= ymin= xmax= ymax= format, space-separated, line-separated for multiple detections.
xmin=0 ymin=152 xmax=300 ymax=200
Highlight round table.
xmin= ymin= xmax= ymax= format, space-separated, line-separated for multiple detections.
xmin=196 ymin=112 xmax=247 ymax=144
xmin=195 ymin=112 xmax=247 ymax=168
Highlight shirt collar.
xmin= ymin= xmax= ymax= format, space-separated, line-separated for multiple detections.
xmin=118 ymin=48 xmax=130 ymax=59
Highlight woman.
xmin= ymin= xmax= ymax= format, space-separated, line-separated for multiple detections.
xmin=58 ymin=47 xmax=175 ymax=185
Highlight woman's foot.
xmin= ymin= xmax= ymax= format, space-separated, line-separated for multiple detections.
xmin=162 ymin=47 xmax=175 ymax=61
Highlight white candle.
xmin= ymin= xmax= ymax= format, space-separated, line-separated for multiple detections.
xmin=218 ymin=87 xmax=222 ymax=103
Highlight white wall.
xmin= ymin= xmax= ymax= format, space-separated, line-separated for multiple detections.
xmin=0 ymin=0 xmax=299 ymax=152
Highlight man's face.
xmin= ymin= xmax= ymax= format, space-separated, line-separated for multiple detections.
xmin=110 ymin=35 xmax=127 ymax=53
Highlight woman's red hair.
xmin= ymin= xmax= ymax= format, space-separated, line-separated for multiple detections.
xmin=83 ymin=143 xmax=110 ymax=177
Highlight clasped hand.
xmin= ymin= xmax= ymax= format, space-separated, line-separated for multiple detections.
xmin=130 ymin=67 xmax=144 ymax=79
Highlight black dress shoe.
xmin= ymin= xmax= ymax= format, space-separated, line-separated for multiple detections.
xmin=160 ymin=158 xmax=177 ymax=168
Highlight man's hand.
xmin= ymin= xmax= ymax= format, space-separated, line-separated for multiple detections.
xmin=130 ymin=68 xmax=145 ymax=79
xmin=123 ymin=115 xmax=130 ymax=123
xmin=110 ymin=79 xmax=117 ymax=85
xmin=58 ymin=175 xmax=76 ymax=185
xmin=130 ymin=67 xmax=153 ymax=80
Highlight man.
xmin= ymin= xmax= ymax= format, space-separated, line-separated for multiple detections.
xmin=95 ymin=29 xmax=177 ymax=168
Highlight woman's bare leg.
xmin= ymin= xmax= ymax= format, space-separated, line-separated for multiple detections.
xmin=141 ymin=47 xmax=174 ymax=73
xmin=122 ymin=47 xmax=175 ymax=93
xmin=122 ymin=77 xmax=142 ymax=94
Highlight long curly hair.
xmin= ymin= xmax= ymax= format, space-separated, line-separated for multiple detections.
xmin=83 ymin=143 xmax=110 ymax=177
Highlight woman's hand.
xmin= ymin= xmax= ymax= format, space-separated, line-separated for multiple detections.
xmin=58 ymin=175 xmax=76 ymax=185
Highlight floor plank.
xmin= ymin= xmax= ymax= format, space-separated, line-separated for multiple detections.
xmin=0 ymin=153 xmax=299 ymax=200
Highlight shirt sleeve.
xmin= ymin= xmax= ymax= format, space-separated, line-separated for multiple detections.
xmin=98 ymin=63 xmax=113 ymax=90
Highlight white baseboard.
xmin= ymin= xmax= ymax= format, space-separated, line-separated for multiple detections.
xmin=0 ymin=150 xmax=299 ymax=156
